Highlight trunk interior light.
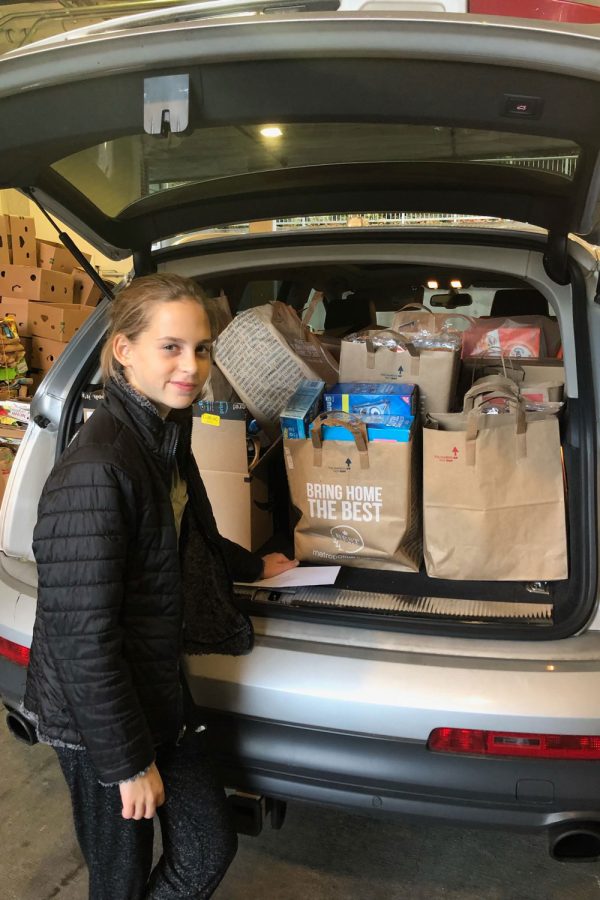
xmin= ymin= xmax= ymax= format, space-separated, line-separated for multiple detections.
xmin=426 ymin=279 xmax=439 ymax=290
xmin=260 ymin=126 xmax=283 ymax=139
xmin=428 ymin=727 xmax=600 ymax=760
xmin=0 ymin=636 xmax=30 ymax=667
xmin=450 ymin=279 xmax=463 ymax=289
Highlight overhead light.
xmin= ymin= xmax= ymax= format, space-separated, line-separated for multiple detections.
xmin=426 ymin=279 xmax=439 ymax=290
xmin=260 ymin=126 xmax=283 ymax=138
xmin=450 ymin=279 xmax=462 ymax=290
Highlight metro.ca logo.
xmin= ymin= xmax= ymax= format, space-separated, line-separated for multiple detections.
xmin=331 ymin=525 xmax=364 ymax=553
xmin=330 ymin=457 xmax=353 ymax=474
xmin=434 ymin=446 xmax=459 ymax=463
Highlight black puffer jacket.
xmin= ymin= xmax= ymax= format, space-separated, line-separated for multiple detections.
xmin=24 ymin=376 xmax=263 ymax=785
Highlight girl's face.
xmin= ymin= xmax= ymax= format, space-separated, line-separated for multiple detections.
xmin=114 ymin=298 xmax=212 ymax=417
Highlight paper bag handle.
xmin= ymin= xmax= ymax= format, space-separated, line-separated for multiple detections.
xmin=471 ymin=360 xmax=526 ymax=385
xmin=310 ymin=412 xmax=369 ymax=469
xmin=361 ymin=329 xmax=419 ymax=371
xmin=395 ymin=305 xmax=475 ymax=330
xmin=463 ymin=375 xmax=520 ymax=412
xmin=464 ymin=401 xmax=527 ymax=466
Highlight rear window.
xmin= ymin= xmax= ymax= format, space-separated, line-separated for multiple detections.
xmin=51 ymin=123 xmax=579 ymax=218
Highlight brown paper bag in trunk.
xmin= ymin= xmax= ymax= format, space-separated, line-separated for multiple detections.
xmin=423 ymin=377 xmax=567 ymax=581
xmin=213 ymin=301 xmax=339 ymax=433
xmin=459 ymin=356 xmax=565 ymax=404
xmin=284 ymin=413 xmax=422 ymax=572
xmin=392 ymin=302 xmax=441 ymax=333
xmin=339 ymin=328 xmax=460 ymax=417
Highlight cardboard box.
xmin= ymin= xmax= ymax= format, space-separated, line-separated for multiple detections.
xmin=27 ymin=369 xmax=46 ymax=395
xmin=0 ymin=424 xmax=25 ymax=446
xmin=30 ymin=336 xmax=66 ymax=371
xmin=0 ymin=264 xmax=74 ymax=303
xmin=324 ymin=382 xmax=417 ymax=418
xmin=72 ymin=268 xmax=103 ymax=307
xmin=191 ymin=407 xmax=275 ymax=552
xmin=310 ymin=413 xmax=413 ymax=443
xmin=37 ymin=240 xmax=61 ymax=270
xmin=30 ymin=302 xmax=93 ymax=343
xmin=0 ymin=266 xmax=73 ymax=303
xmin=37 ymin=240 xmax=91 ymax=273
xmin=0 ymin=398 xmax=30 ymax=426
xmin=0 ymin=296 xmax=34 ymax=336
xmin=280 ymin=380 xmax=325 ymax=439
xmin=8 ymin=216 xmax=36 ymax=266
xmin=0 ymin=215 xmax=10 ymax=266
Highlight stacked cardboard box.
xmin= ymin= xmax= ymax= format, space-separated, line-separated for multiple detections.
xmin=0 ymin=217 xmax=98 ymax=377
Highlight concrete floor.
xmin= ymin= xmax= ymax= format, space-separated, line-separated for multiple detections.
xmin=2 ymin=717 xmax=600 ymax=900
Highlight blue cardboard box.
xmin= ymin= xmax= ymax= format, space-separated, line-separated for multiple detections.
xmin=280 ymin=379 xmax=325 ymax=439
xmin=323 ymin=382 xmax=417 ymax=418
xmin=193 ymin=399 xmax=247 ymax=421
xmin=310 ymin=414 xmax=413 ymax=443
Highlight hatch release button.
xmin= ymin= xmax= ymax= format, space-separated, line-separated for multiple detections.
xmin=503 ymin=94 xmax=543 ymax=119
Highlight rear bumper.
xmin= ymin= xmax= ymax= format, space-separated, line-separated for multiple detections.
xmin=200 ymin=711 xmax=600 ymax=831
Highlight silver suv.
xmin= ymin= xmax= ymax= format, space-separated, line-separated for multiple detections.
xmin=1 ymin=6 xmax=600 ymax=862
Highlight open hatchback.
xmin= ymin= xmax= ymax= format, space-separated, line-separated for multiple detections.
xmin=1 ymin=7 xmax=600 ymax=855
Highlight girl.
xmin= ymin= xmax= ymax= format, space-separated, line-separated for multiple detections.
xmin=23 ymin=273 xmax=297 ymax=899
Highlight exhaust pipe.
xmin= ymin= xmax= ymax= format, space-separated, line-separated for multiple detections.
xmin=549 ymin=821 xmax=600 ymax=862
xmin=5 ymin=709 xmax=38 ymax=746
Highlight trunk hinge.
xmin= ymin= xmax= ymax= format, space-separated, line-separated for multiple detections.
xmin=23 ymin=188 xmax=114 ymax=302
xmin=543 ymin=231 xmax=570 ymax=286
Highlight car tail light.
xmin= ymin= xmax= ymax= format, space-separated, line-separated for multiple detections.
xmin=428 ymin=727 xmax=600 ymax=760
xmin=0 ymin=636 xmax=30 ymax=667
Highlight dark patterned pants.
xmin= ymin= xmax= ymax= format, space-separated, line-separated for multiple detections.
xmin=55 ymin=728 xmax=237 ymax=900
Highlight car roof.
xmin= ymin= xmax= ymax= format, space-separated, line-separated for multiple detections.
xmin=0 ymin=12 xmax=599 ymax=260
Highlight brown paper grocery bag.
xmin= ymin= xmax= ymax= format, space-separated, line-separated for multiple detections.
xmin=460 ymin=357 xmax=565 ymax=404
xmin=391 ymin=304 xmax=473 ymax=335
xmin=284 ymin=413 xmax=421 ymax=572
xmin=423 ymin=380 xmax=567 ymax=581
xmin=392 ymin=302 xmax=439 ymax=333
xmin=214 ymin=301 xmax=338 ymax=432
xmin=339 ymin=328 xmax=459 ymax=416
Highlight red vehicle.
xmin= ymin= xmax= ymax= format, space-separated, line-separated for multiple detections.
xmin=471 ymin=0 xmax=600 ymax=23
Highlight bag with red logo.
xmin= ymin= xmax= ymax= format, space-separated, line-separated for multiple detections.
xmin=423 ymin=376 xmax=567 ymax=581
xmin=283 ymin=412 xmax=422 ymax=571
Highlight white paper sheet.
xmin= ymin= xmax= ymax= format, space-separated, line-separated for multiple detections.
xmin=238 ymin=566 xmax=341 ymax=590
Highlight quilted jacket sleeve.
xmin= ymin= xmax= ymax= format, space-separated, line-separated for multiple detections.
xmin=32 ymin=455 xmax=155 ymax=785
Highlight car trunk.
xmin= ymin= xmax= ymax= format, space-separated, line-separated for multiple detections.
xmin=143 ymin=227 xmax=597 ymax=640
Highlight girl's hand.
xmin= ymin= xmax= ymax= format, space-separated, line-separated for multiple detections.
xmin=119 ymin=762 xmax=165 ymax=820
xmin=261 ymin=553 xmax=299 ymax=580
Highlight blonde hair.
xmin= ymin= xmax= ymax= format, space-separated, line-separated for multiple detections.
xmin=100 ymin=273 xmax=211 ymax=382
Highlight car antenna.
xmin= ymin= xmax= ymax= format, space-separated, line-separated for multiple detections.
xmin=22 ymin=187 xmax=114 ymax=301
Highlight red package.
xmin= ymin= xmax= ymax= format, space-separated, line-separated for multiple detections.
xmin=462 ymin=323 xmax=541 ymax=359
